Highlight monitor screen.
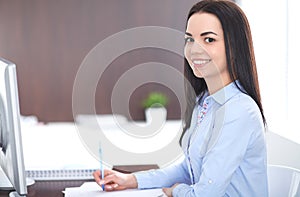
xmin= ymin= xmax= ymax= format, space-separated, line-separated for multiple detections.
xmin=0 ymin=57 xmax=27 ymax=195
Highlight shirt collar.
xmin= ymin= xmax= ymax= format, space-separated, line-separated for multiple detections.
xmin=210 ymin=80 xmax=243 ymax=105
xmin=196 ymin=91 xmax=209 ymax=106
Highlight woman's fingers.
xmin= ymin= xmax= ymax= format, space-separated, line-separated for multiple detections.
xmin=93 ymin=170 xmax=101 ymax=185
xmin=103 ymin=173 xmax=118 ymax=183
xmin=93 ymin=169 xmax=114 ymax=186
xmin=93 ymin=169 xmax=136 ymax=191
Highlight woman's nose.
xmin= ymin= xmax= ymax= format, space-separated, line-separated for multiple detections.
xmin=190 ymin=40 xmax=205 ymax=54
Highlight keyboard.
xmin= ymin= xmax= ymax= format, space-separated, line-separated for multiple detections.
xmin=25 ymin=169 xmax=97 ymax=181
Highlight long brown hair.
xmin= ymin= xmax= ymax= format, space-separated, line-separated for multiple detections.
xmin=180 ymin=0 xmax=266 ymax=145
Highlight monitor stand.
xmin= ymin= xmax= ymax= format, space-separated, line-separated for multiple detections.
xmin=1 ymin=168 xmax=35 ymax=196
xmin=0 ymin=167 xmax=13 ymax=190
xmin=9 ymin=191 xmax=25 ymax=197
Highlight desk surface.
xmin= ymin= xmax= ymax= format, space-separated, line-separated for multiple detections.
xmin=0 ymin=180 xmax=88 ymax=197
xmin=0 ymin=165 xmax=158 ymax=197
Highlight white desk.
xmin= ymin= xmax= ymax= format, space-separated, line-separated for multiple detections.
xmin=21 ymin=120 xmax=184 ymax=171
xmin=21 ymin=119 xmax=300 ymax=173
xmin=22 ymin=123 xmax=100 ymax=171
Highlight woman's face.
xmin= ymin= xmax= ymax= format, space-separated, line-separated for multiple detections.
xmin=184 ymin=12 xmax=229 ymax=82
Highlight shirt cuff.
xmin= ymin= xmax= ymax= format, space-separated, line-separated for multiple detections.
xmin=172 ymin=183 xmax=191 ymax=197
xmin=133 ymin=171 xmax=158 ymax=189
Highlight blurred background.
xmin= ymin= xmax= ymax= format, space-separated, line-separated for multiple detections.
xmin=0 ymin=0 xmax=299 ymax=139
xmin=0 ymin=0 xmax=199 ymax=122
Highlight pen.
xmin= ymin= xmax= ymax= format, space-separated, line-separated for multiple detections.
xmin=99 ymin=143 xmax=105 ymax=191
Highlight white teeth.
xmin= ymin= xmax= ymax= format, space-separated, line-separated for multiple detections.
xmin=192 ymin=60 xmax=210 ymax=65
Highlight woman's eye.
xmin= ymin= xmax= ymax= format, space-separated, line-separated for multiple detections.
xmin=204 ymin=37 xmax=215 ymax=43
xmin=185 ymin=37 xmax=194 ymax=43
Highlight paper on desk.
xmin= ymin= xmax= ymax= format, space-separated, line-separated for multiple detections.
xmin=64 ymin=182 xmax=167 ymax=197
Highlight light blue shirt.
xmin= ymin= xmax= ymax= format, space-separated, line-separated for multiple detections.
xmin=134 ymin=81 xmax=268 ymax=197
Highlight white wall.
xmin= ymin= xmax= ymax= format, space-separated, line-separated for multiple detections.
xmin=240 ymin=1 xmax=300 ymax=144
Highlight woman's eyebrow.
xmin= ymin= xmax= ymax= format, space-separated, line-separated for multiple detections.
xmin=185 ymin=32 xmax=192 ymax=36
xmin=200 ymin=31 xmax=218 ymax=36
xmin=185 ymin=31 xmax=218 ymax=37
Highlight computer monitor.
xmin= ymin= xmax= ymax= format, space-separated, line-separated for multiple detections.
xmin=0 ymin=58 xmax=28 ymax=196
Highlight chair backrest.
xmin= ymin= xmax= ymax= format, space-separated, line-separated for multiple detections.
xmin=268 ymin=165 xmax=300 ymax=197
xmin=266 ymin=131 xmax=300 ymax=170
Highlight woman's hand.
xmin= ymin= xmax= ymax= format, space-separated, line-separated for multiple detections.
xmin=163 ymin=183 xmax=179 ymax=197
xmin=93 ymin=169 xmax=138 ymax=191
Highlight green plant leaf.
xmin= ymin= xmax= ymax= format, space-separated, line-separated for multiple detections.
xmin=141 ymin=92 xmax=169 ymax=109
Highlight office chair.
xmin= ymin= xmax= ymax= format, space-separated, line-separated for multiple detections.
xmin=268 ymin=165 xmax=300 ymax=197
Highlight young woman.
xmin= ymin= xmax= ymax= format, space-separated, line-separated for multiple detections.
xmin=93 ymin=0 xmax=268 ymax=196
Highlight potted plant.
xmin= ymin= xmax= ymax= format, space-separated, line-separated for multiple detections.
xmin=142 ymin=92 xmax=169 ymax=123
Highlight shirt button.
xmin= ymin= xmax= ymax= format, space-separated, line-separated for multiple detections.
xmin=208 ymin=180 xmax=213 ymax=184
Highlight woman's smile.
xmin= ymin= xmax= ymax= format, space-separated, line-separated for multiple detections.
xmin=191 ymin=58 xmax=212 ymax=68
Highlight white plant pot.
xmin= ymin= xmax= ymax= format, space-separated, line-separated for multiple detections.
xmin=145 ymin=107 xmax=167 ymax=124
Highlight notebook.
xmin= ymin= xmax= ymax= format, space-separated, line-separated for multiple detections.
xmin=64 ymin=182 xmax=167 ymax=197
